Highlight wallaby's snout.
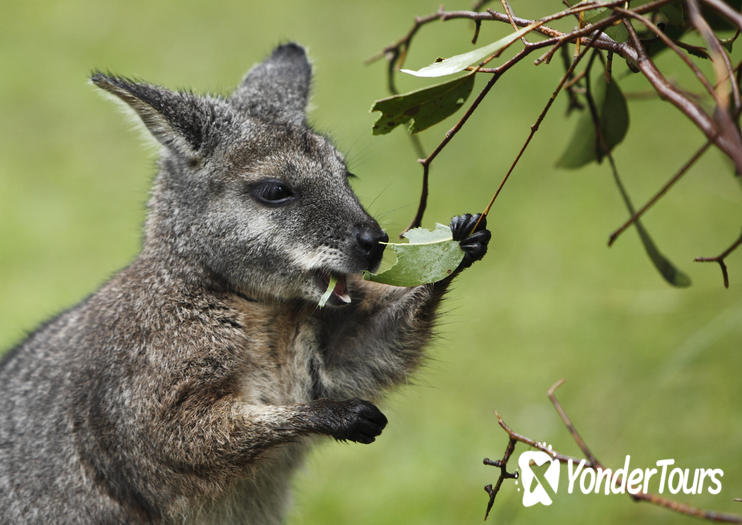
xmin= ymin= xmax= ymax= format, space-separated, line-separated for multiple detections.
xmin=354 ymin=224 xmax=388 ymax=272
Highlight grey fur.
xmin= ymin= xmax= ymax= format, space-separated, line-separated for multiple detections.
xmin=0 ymin=43 xmax=489 ymax=524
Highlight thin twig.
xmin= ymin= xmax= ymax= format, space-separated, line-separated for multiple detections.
xmin=382 ymin=48 xmax=429 ymax=233
xmin=695 ymin=229 xmax=742 ymax=288
xmin=608 ymin=141 xmax=712 ymax=246
xmin=688 ymin=0 xmax=740 ymax=109
xmin=561 ymin=45 xmax=585 ymax=113
xmin=527 ymin=0 xmax=674 ymax=65
xmin=371 ymin=0 xmax=740 ymax=278
xmin=608 ymin=99 xmax=742 ymax=247
xmin=482 ymin=434 xmax=518 ymax=519
xmin=564 ymin=69 xmax=588 ymax=90
xmin=403 ymin=45 xmax=537 ymax=235
xmin=471 ymin=32 xmax=601 ymax=233
xmin=472 ymin=19 xmax=482 ymax=44
xmin=499 ymin=0 xmax=527 ymax=45
xmin=496 ymin=413 xmax=582 ymax=464
xmin=621 ymin=16 xmax=742 ymax=173
xmin=700 ymin=0 xmax=742 ymax=31
xmin=686 ymin=0 xmax=742 ymax=150
xmin=484 ymin=381 xmax=742 ymax=523
xmin=433 ymin=0 xmax=733 ymax=156
xmin=547 ymin=379 xmax=601 ymax=468
xmin=720 ymin=29 xmax=741 ymax=51
xmin=547 ymin=380 xmax=742 ymax=523
xmin=614 ymin=7 xmax=718 ymax=101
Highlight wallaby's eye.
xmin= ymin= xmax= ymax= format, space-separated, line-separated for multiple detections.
xmin=249 ymin=179 xmax=295 ymax=206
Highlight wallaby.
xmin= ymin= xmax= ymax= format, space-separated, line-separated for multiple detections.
xmin=0 ymin=43 xmax=490 ymax=524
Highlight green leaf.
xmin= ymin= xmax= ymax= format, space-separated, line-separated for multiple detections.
xmin=363 ymin=223 xmax=465 ymax=287
xmin=318 ymin=274 xmax=337 ymax=308
xmin=556 ymin=75 xmax=629 ymax=169
xmin=370 ymin=74 xmax=475 ymax=135
xmin=611 ymin=169 xmax=691 ymax=288
xmin=401 ymin=22 xmax=540 ymax=78
xmin=634 ymin=219 xmax=692 ymax=287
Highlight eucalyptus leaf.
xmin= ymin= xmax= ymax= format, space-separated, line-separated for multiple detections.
xmin=611 ymin=170 xmax=691 ymax=288
xmin=318 ymin=275 xmax=337 ymax=308
xmin=371 ymin=74 xmax=475 ymax=135
xmin=634 ymin=219 xmax=692 ymax=287
xmin=556 ymin=75 xmax=629 ymax=169
xmin=401 ymin=22 xmax=540 ymax=78
xmin=363 ymin=223 xmax=464 ymax=287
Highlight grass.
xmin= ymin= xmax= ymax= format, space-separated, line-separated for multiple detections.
xmin=1 ymin=1 xmax=740 ymax=524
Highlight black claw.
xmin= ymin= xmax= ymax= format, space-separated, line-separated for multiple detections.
xmin=449 ymin=213 xmax=491 ymax=269
xmin=322 ymin=399 xmax=387 ymax=445
xmin=450 ymin=213 xmax=487 ymax=241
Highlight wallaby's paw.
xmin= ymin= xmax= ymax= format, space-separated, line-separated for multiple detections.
xmin=449 ymin=213 xmax=491 ymax=269
xmin=331 ymin=399 xmax=388 ymax=444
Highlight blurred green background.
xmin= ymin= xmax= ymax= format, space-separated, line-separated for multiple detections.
xmin=1 ymin=1 xmax=740 ymax=523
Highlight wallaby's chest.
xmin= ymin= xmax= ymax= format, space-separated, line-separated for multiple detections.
xmin=230 ymin=299 xmax=325 ymax=405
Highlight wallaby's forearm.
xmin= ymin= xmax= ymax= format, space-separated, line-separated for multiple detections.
xmin=76 ymin=391 xmax=386 ymax=512
xmin=316 ymin=279 xmax=453 ymax=399
xmin=148 ymin=396 xmax=386 ymax=474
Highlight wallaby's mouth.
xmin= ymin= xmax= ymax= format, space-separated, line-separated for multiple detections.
xmin=317 ymin=272 xmax=351 ymax=307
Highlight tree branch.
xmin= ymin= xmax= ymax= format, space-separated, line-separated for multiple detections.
xmin=370 ymin=0 xmax=740 ymax=282
xmin=472 ymin=32 xmax=601 ymax=233
xmin=607 ymin=141 xmax=712 ymax=246
xmin=484 ymin=380 xmax=742 ymax=523
xmin=402 ymin=47 xmax=534 ymax=234
xmin=694 ymin=229 xmax=742 ymax=288
xmin=700 ymin=0 xmax=742 ymax=31
xmin=621 ymin=16 xmax=742 ymax=173
xmin=614 ymin=6 xmax=718 ymax=101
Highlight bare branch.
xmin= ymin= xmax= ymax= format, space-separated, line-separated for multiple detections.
xmin=482 ymin=433 xmax=518 ymax=519
xmin=547 ymin=379 xmax=601 ymax=468
xmin=472 ymin=32 xmax=601 ymax=233
xmin=695 ymin=229 xmax=742 ymax=288
xmin=621 ymin=16 xmax=742 ymax=173
xmin=484 ymin=381 xmax=742 ymax=523
xmin=365 ymin=9 xmax=443 ymax=66
xmin=371 ymin=0 xmax=740 ymax=279
xmin=614 ymin=7 xmax=718 ymax=101
xmin=608 ymin=141 xmax=712 ymax=246
xmin=688 ymin=1 xmax=740 ymax=108
xmin=499 ymin=0 xmax=527 ymax=46
xmin=403 ymin=46 xmax=535 ymax=235
xmin=700 ymin=0 xmax=742 ymax=31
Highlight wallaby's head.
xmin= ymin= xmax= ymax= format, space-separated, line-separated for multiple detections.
xmin=92 ymin=43 xmax=387 ymax=306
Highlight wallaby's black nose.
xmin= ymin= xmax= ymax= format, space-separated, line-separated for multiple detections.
xmin=355 ymin=226 xmax=388 ymax=270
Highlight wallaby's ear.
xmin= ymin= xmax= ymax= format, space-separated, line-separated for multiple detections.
xmin=91 ymin=72 xmax=218 ymax=158
xmin=230 ymin=43 xmax=312 ymax=126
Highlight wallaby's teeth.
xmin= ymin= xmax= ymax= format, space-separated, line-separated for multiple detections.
xmin=332 ymin=276 xmax=351 ymax=304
